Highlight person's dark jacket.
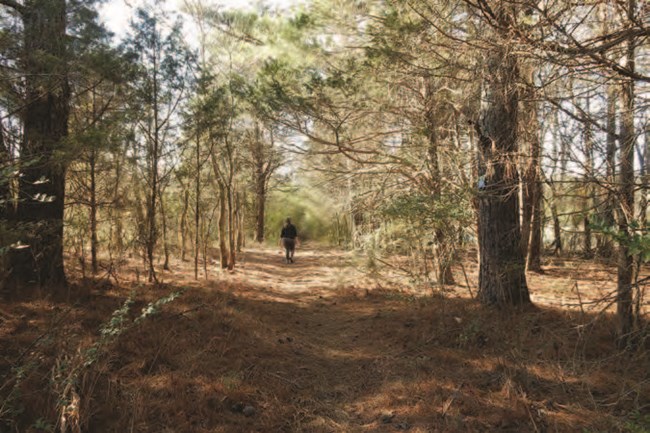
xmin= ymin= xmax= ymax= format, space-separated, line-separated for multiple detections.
xmin=281 ymin=224 xmax=298 ymax=239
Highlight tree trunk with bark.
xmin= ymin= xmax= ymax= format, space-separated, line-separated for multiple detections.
xmin=89 ymin=146 xmax=98 ymax=274
xmin=424 ymin=80 xmax=455 ymax=285
xmin=179 ymin=188 xmax=189 ymax=261
xmin=255 ymin=169 xmax=266 ymax=243
xmin=8 ymin=0 xmax=70 ymax=290
xmin=218 ymin=183 xmax=228 ymax=269
xmin=227 ymin=186 xmax=236 ymax=270
xmin=597 ymin=4 xmax=618 ymax=258
xmin=235 ymin=191 xmax=243 ymax=253
xmin=616 ymin=0 xmax=636 ymax=346
xmin=160 ymin=192 xmax=170 ymax=271
xmin=583 ymin=118 xmax=594 ymax=258
xmin=194 ymin=133 xmax=200 ymax=279
xmin=520 ymin=86 xmax=543 ymax=272
xmin=109 ymin=145 xmax=126 ymax=256
xmin=475 ymin=14 xmax=530 ymax=306
xmin=145 ymin=158 xmax=158 ymax=282
xmin=637 ymin=142 xmax=646 ymax=225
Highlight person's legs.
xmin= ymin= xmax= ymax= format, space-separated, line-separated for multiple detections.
xmin=282 ymin=238 xmax=293 ymax=263
xmin=283 ymin=240 xmax=289 ymax=262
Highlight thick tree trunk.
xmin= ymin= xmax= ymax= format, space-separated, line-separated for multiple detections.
xmin=616 ymin=0 xmax=636 ymax=346
xmin=475 ymin=22 xmax=529 ymax=306
xmin=8 ymin=0 xmax=70 ymax=290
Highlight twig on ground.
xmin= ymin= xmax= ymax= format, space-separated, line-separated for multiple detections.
xmin=162 ymin=303 xmax=207 ymax=320
xmin=573 ymin=281 xmax=585 ymax=318
xmin=459 ymin=261 xmax=474 ymax=298
xmin=266 ymin=371 xmax=303 ymax=389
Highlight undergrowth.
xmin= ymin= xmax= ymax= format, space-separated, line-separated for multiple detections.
xmin=0 ymin=288 xmax=183 ymax=432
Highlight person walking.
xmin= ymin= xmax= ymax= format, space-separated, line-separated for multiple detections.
xmin=280 ymin=218 xmax=298 ymax=263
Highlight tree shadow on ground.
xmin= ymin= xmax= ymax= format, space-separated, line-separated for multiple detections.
xmin=2 ymin=249 xmax=648 ymax=433
xmin=86 ymin=281 xmax=648 ymax=432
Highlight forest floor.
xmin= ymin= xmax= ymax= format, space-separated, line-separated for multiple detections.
xmin=1 ymin=245 xmax=649 ymax=432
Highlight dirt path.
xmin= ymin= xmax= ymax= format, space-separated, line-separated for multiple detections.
xmin=8 ymin=246 xmax=640 ymax=432
xmin=208 ymin=246 xmax=443 ymax=432
xmin=233 ymin=245 xmax=365 ymax=294
xmin=3 ymin=247 xmax=647 ymax=432
xmin=117 ymin=246 xmax=644 ymax=433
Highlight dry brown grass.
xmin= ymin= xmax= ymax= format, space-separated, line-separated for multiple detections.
xmin=0 ymin=246 xmax=648 ymax=432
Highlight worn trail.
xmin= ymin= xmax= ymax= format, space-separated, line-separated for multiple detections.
xmin=86 ymin=246 xmax=646 ymax=432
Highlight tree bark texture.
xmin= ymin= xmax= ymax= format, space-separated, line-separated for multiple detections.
xmin=520 ymin=86 xmax=543 ymax=272
xmin=616 ymin=0 xmax=636 ymax=346
xmin=90 ymin=146 xmax=98 ymax=274
xmin=424 ymin=80 xmax=455 ymax=285
xmin=180 ymin=188 xmax=188 ymax=261
xmin=255 ymin=170 xmax=266 ymax=243
xmin=227 ymin=187 xmax=236 ymax=270
xmin=475 ymin=22 xmax=530 ymax=306
xmin=160 ymin=192 xmax=170 ymax=271
xmin=8 ymin=0 xmax=70 ymax=290
xmin=194 ymin=132 xmax=200 ymax=279
xmin=218 ymin=183 xmax=228 ymax=269
xmin=583 ymin=120 xmax=594 ymax=258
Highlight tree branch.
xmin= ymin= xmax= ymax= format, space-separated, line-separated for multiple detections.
xmin=0 ymin=0 xmax=25 ymax=15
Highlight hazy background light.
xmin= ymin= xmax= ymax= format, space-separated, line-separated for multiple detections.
xmin=99 ymin=0 xmax=302 ymax=41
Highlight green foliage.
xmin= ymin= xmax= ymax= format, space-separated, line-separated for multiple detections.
xmin=458 ymin=319 xmax=483 ymax=348
xmin=290 ymin=13 xmax=313 ymax=30
xmin=623 ymin=410 xmax=650 ymax=433
xmin=31 ymin=418 xmax=54 ymax=432
xmin=46 ymin=289 xmax=184 ymax=430
xmin=98 ymin=296 xmax=134 ymax=339
xmin=591 ymin=219 xmax=650 ymax=262
xmin=135 ymin=290 xmax=183 ymax=324
xmin=374 ymin=191 xmax=472 ymax=256
xmin=95 ymin=290 xmax=183 ymax=356
xmin=0 ymin=362 xmax=34 ymax=425
xmin=266 ymin=184 xmax=338 ymax=243
xmin=382 ymin=193 xmax=472 ymax=231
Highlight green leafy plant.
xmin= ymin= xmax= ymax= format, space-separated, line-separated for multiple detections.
xmin=52 ymin=289 xmax=184 ymax=430
xmin=458 ymin=319 xmax=482 ymax=348
xmin=623 ymin=410 xmax=650 ymax=433
xmin=591 ymin=219 xmax=650 ymax=262
xmin=32 ymin=417 xmax=54 ymax=431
